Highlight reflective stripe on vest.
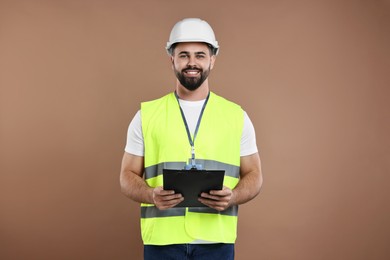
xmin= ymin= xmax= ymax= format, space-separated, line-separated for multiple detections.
xmin=140 ymin=92 xmax=243 ymax=245
xmin=144 ymin=160 xmax=240 ymax=180
xmin=141 ymin=205 xmax=238 ymax=218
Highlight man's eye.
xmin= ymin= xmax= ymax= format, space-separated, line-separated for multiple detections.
xmin=196 ymin=55 xmax=205 ymax=59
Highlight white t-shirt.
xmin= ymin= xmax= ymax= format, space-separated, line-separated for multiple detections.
xmin=125 ymin=98 xmax=258 ymax=156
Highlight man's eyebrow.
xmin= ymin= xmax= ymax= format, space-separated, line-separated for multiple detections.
xmin=178 ymin=51 xmax=207 ymax=55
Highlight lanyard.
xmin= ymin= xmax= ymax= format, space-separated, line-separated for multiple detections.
xmin=174 ymin=91 xmax=210 ymax=168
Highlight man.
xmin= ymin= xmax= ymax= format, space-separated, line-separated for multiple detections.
xmin=120 ymin=18 xmax=262 ymax=260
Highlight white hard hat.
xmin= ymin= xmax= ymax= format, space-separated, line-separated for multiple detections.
xmin=166 ymin=18 xmax=219 ymax=55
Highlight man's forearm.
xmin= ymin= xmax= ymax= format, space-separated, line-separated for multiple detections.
xmin=232 ymin=170 xmax=262 ymax=205
xmin=120 ymin=170 xmax=154 ymax=204
xmin=232 ymin=153 xmax=263 ymax=206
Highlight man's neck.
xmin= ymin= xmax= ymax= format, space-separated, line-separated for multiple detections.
xmin=175 ymin=82 xmax=209 ymax=101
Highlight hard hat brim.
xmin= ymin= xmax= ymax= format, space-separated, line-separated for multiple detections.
xmin=166 ymin=40 xmax=219 ymax=55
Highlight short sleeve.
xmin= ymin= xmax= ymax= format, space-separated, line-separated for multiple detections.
xmin=240 ymin=112 xmax=258 ymax=156
xmin=124 ymin=110 xmax=144 ymax=156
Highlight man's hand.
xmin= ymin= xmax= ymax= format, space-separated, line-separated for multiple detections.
xmin=198 ymin=186 xmax=235 ymax=211
xmin=152 ymin=186 xmax=184 ymax=210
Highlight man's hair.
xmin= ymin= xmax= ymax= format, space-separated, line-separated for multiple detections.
xmin=168 ymin=43 xmax=217 ymax=56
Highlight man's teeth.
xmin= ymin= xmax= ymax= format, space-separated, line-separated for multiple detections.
xmin=186 ymin=71 xmax=199 ymax=75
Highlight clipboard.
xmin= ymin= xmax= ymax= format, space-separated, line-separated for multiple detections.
xmin=163 ymin=169 xmax=225 ymax=207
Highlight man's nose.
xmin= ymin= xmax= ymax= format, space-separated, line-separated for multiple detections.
xmin=187 ymin=55 xmax=196 ymax=66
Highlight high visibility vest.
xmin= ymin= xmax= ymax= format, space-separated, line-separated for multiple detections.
xmin=140 ymin=91 xmax=244 ymax=245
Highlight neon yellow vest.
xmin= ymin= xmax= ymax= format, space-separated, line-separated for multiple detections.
xmin=140 ymin=92 xmax=244 ymax=245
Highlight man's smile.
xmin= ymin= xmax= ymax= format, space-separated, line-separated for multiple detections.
xmin=183 ymin=69 xmax=201 ymax=77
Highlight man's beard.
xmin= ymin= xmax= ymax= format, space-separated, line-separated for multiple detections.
xmin=175 ymin=65 xmax=211 ymax=91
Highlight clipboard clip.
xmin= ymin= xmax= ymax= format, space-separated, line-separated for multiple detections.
xmin=184 ymin=157 xmax=203 ymax=170
xmin=184 ymin=146 xmax=203 ymax=170
xmin=184 ymin=162 xmax=203 ymax=170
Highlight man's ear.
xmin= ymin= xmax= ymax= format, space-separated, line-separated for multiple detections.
xmin=210 ymin=55 xmax=216 ymax=70
xmin=170 ymin=56 xmax=174 ymax=70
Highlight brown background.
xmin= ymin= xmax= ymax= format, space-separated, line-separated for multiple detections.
xmin=1 ymin=0 xmax=389 ymax=259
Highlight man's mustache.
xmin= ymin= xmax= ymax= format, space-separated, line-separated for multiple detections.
xmin=182 ymin=66 xmax=202 ymax=72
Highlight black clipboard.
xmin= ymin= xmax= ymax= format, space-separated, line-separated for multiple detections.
xmin=163 ymin=169 xmax=225 ymax=207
